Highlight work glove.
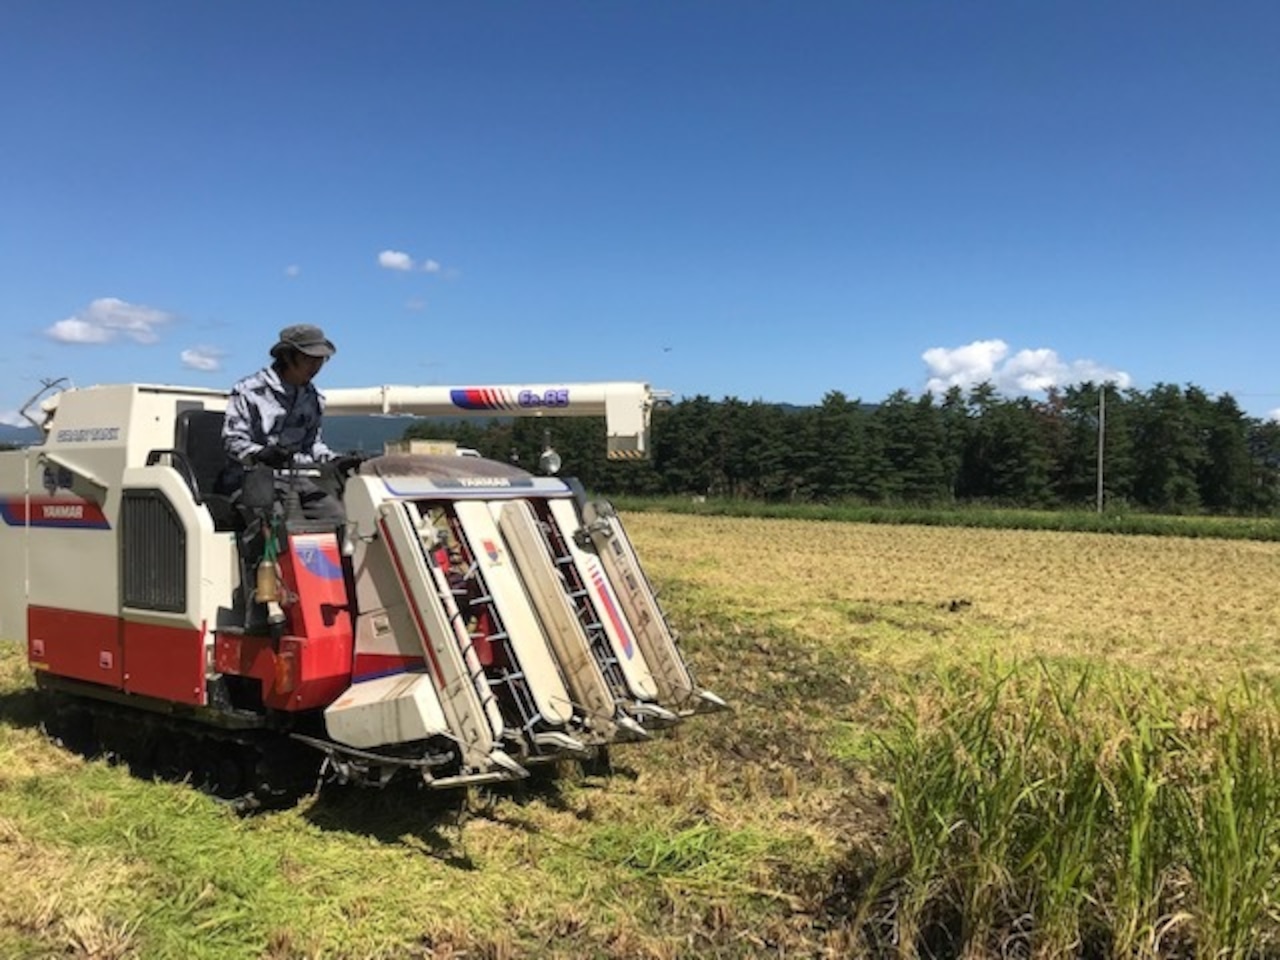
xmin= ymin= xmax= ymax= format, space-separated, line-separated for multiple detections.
xmin=333 ymin=453 xmax=369 ymax=476
xmin=254 ymin=444 xmax=293 ymax=469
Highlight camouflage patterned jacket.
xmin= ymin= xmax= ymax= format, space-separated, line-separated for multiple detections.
xmin=222 ymin=364 xmax=334 ymax=465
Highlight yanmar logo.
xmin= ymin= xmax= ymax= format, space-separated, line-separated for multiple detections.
xmin=41 ymin=504 xmax=84 ymax=520
xmin=0 ymin=496 xmax=110 ymax=529
xmin=458 ymin=477 xmax=511 ymax=488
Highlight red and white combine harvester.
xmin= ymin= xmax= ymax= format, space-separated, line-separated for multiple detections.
xmin=0 ymin=381 xmax=724 ymax=807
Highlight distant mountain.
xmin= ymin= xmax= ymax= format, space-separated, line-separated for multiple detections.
xmin=0 ymin=424 xmax=40 ymax=448
xmin=322 ymin=415 xmax=428 ymax=454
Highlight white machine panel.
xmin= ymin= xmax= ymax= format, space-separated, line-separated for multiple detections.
xmin=325 ymin=672 xmax=449 ymax=749
xmin=579 ymin=501 xmax=727 ymax=714
xmin=376 ymin=500 xmax=507 ymax=766
xmin=546 ymin=498 xmax=660 ymax=702
xmin=494 ymin=499 xmax=619 ymax=736
xmin=451 ymin=500 xmax=574 ymax=726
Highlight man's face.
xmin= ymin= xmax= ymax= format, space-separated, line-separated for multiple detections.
xmin=281 ymin=351 xmax=326 ymax=386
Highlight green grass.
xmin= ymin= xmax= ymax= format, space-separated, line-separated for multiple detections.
xmin=611 ymin=495 xmax=1280 ymax=541
xmin=0 ymin=635 xmax=840 ymax=959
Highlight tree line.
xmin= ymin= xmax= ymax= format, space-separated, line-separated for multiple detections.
xmin=404 ymin=382 xmax=1280 ymax=515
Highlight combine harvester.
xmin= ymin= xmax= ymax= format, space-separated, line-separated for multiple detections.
xmin=0 ymin=381 xmax=725 ymax=807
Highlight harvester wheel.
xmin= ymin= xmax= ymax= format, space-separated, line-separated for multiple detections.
xmin=579 ymin=745 xmax=613 ymax=778
xmin=151 ymin=736 xmax=193 ymax=782
xmin=212 ymin=749 xmax=251 ymax=800
xmin=192 ymin=742 xmax=249 ymax=799
xmin=42 ymin=700 xmax=97 ymax=759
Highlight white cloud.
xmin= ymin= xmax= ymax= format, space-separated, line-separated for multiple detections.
xmin=922 ymin=339 xmax=1008 ymax=387
xmin=405 ymin=298 xmax=427 ymax=312
xmin=181 ymin=346 xmax=225 ymax=372
xmin=45 ymin=318 xmax=113 ymax=344
xmin=1268 ymin=409 xmax=1280 ymax=423
xmin=285 ymin=264 xmax=301 ymax=278
xmin=923 ymin=339 xmax=1131 ymax=397
xmin=1003 ymin=348 xmax=1067 ymax=392
xmin=378 ymin=249 xmax=446 ymax=274
xmin=45 ymin=297 xmax=176 ymax=345
xmin=378 ymin=249 xmax=415 ymax=271
xmin=0 ymin=409 xmax=26 ymax=427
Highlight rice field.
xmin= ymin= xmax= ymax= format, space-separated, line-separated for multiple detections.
xmin=1 ymin=512 xmax=1279 ymax=958
xmin=627 ymin=513 xmax=1280 ymax=957
xmin=627 ymin=514 xmax=1280 ymax=687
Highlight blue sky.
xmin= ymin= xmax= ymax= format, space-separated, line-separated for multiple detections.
xmin=2 ymin=1 xmax=1278 ymax=425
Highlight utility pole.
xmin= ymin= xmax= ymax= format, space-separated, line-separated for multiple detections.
xmin=1096 ymin=385 xmax=1106 ymax=514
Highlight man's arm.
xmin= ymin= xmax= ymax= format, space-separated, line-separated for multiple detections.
xmin=297 ymin=387 xmax=334 ymax=463
xmin=223 ymin=384 xmax=269 ymax=463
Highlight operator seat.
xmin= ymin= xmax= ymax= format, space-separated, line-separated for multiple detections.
xmin=173 ymin=409 xmax=241 ymax=531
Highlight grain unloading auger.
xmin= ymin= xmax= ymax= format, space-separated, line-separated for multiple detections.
xmin=0 ymin=380 xmax=725 ymax=806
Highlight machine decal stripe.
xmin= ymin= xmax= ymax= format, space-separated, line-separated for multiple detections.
xmin=0 ymin=496 xmax=110 ymax=529
xmin=353 ymin=653 xmax=427 ymax=681
xmin=293 ymin=535 xmax=345 ymax=581
xmin=451 ymin=388 xmax=494 ymax=411
xmin=590 ymin=565 xmax=635 ymax=658
xmin=377 ymin=516 xmax=448 ymax=687
xmin=449 ymin=388 xmax=480 ymax=410
xmin=379 ymin=478 xmax=562 ymax=498
xmin=449 ymin=387 xmax=518 ymax=411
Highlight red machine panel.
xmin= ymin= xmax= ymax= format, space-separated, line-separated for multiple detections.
xmin=271 ymin=631 xmax=352 ymax=710
xmin=122 ymin=619 xmax=206 ymax=705
xmin=239 ymin=530 xmax=355 ymax=711
xmin=278 ymin=533 xmax=353 ymax=640
xmin=28 ymin=606 xmax=124 ymax=689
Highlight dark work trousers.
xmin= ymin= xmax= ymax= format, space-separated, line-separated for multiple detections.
xmin=276 ymin=475 xmax=347 ymax=525
xmin=217 ymin=462 xmax=348 ymax=527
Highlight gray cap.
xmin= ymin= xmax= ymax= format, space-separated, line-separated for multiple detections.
xmin=270 ymin=324 xmax=336 ymax=359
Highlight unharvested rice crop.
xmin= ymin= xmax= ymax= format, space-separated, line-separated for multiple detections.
xmin=626 ymin=514 xmax=1280 ymax=957
xmin=626 ymin=513 xmax=1280 ymax=686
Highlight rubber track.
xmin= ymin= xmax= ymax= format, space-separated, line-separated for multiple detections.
xmin=38 ymin=688 xmax=322 ymax=813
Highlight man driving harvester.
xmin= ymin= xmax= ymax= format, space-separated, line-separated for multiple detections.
xmin=222 ymin=323 xmax=357 ymax=524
